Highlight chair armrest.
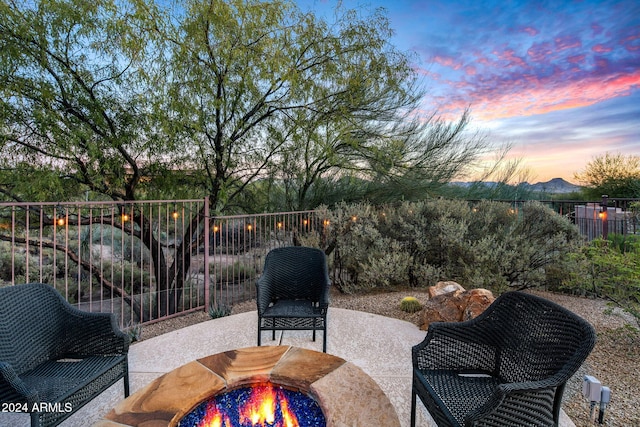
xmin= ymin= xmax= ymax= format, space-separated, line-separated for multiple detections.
xmin=60 ymin=306 xmax=130 ymax=357
xmin=0 ymin=361 xmax=39 ymax=404
xmin=256 ymin=275 xmax=274 ymax=316
xmin=412 ymin=320 xmax=498 ymax=373
xmin=318 ymin=277 xmax=331 ymax=309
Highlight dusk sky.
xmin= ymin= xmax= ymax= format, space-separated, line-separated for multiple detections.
xmin=298 ymin=0 xmax=640 ymax=183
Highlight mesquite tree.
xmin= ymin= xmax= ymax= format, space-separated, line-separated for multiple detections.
xmin=1 ymin=0 xmax=492 ymax=318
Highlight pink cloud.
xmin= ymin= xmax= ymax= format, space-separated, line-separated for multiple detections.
xmin=465 ymin=65 xmax=477 ymax=76
xmin=527 ymin=42 xmax=554 ymax=62
xmin=554 ymin=35 xmax=582 ymax=51
xmin=621 ymin=33 xmax=640 ymax=43
xmin=567 ymin=54 xmax=586 ymax=64
xmin=470 ymin=70 xmax=640 ymax=121
xmin=494 ymin=48 xmax=528 ymax=68
xmin=428 ymin=63 xmax=640 ymax=123
xmin=433 ymin=55 xmax=462 ymax=70
xmin=521 ymin=26 xmax=539 ymax=36
xmin=618 ymin=30 xmax=640 ymax=51
xmin=592 ymin=44 xmax=613 ymax=53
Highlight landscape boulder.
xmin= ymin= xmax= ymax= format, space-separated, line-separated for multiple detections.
xmin=428 ymin=281 xmax=466 ymax=298
xmin=419 ymin=287 xmax=495 ymax=330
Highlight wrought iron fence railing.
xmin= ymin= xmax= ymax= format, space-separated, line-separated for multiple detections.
xmin=0 ymin=200 xmax=325 ymax=330
xmin=1 ymin=197 xmax=637 ymax=330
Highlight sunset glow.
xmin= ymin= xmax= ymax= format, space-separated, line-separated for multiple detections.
xmin=299 ymin=0 xmax=639 ymax=182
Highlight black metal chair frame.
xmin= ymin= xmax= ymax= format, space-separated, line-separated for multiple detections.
xmin=0 ymin=283 xmax=130 ymax=427
xmin=411 ymin=291 xmax=596 ymax=427
xmin=256 ymin=246 xmax=331 ymax=352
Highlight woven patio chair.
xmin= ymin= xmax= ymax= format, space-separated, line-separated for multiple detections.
xmin=0 ymin=283 xmax=130 ymax=427
xmin=411 ymin=291 xmax=596 ymax=427
xmin=256 ymin=246 xmax=331 ymax=352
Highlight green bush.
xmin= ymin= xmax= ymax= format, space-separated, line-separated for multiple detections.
xmin=323 ymin=200 xmax=584 ymax=294
xmin=99 ymin=260 xmax=153 ymax=294
xmin=210 ymin=260 xmax=256 ymax=285
xmin=209 ymin=300 xmax=232 ymax=318
xmin=563 ymin=238 xmax=640 ymax=326
xmin=607 ymin=233 xmax=640 ymax=254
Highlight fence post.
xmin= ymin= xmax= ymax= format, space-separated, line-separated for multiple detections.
xmin=204 ymin=197 xmax=210 ymax=312
xmin=601 ymin=195 xmax=608 ymax=240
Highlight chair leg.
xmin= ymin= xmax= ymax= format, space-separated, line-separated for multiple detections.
xmin=410 ymin=387 xmax=417 ymax=427
xmin=124 ymin=365 xmax=130 ymax=397
xmin=257 ymin=317 xmax=262 ymax=346
xmin=322 ymin=329 xmax=327 ymax=353
xmin=30 ymin=412 xmax=41 ymax=427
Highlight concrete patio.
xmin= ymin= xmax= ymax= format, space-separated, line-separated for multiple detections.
xmin=2 ymin=308 xmax=577 ymax=426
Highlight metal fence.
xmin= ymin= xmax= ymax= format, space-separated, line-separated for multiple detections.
xmin=0 ymin=200 xmax=326 ymax=329
xmin=524 ymin=197 xmax=639 ymax=240
xmin=1 ymin=197 xmax=638 ymax=329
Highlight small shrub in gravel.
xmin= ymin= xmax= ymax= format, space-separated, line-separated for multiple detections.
xmin=399 ymin=296 xmax=422 ymax=313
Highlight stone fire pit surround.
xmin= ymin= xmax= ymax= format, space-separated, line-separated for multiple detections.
xmin=94 ymin=345 xmax=400 ymax=427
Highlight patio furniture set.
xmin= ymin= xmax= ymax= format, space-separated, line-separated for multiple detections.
xmin=0 ymin=246 xmax=595 ymax=426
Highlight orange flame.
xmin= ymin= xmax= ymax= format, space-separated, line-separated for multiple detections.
xmin=239 ymin=384 xmax=299 ymax=427
xmin=195 ymin=383 xmax=303 ymax=427
xmin=198 ymin=402 xmax=232 ymax=427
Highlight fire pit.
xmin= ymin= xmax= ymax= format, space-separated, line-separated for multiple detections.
xmin=179 ymin=382 xmax=325 ymax=427
xmin=95 ymin=346 xmax=400 ymax=427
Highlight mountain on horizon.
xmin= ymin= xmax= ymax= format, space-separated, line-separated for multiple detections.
xmin=523 ymin=177 xmax=582 ymax=194
xmin=451 ymin=177 xmax=582 ymax=194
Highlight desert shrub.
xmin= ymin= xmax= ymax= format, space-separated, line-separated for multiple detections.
xmin=0 ymin=244 xmax=65 ymax=285
xmin=210 ymin=260 xmax=257 ymax=285
xmin=607 ymin=233 xmax=640 ymax=254
xmin=295 ymin=230 xmax=323 ymax=250
xmin=563 ymin=238 xmax=640 ymax=326
xmin=209 ymin=300 xmax=232 ymax=318
xmin=323 ymin=199 xmax=583 ymax=294
xmin=124 ymin=323 xmax=142 ymax=342
xmin=382 ymin=199 xmax=471 ymax=280
xmin=100 ymin=260 xmax=153 ymax=293
xmin=358 ymin=241 xmax=412 ymax=290
xmin=399 ymin=296 xmax=422 ymax=313
xmin=450 ymin=201 xmax=582 ymax=290
xmin=0 ymin=247 xmax=26 ymax=282
xmin=324 ymin=202 xmax=387 ymax=292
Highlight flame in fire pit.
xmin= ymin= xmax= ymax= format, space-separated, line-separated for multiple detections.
xmin=240 ymin=383 xmax=297 ymax=426
xmin=180 ymin=382 xmax=325 ymax=427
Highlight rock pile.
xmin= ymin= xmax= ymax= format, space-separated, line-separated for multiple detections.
xmin=418 ymin=281 xmax=495 ymax=330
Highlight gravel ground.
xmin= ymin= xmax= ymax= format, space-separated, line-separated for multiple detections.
xmin=139 ymin=289 xmax=639 ymax=427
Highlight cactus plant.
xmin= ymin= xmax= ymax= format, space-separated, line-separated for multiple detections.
xmin=399 ymin=296 xmax=422 ymax=313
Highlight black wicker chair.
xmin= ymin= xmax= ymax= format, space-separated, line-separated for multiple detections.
xmin=0 ymin=283 xmax=130 ymax=427
xmin=256 ymin=246 xmax=331 ymax=352
xmin=411 ymin=291 xmax=596 ymax=427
